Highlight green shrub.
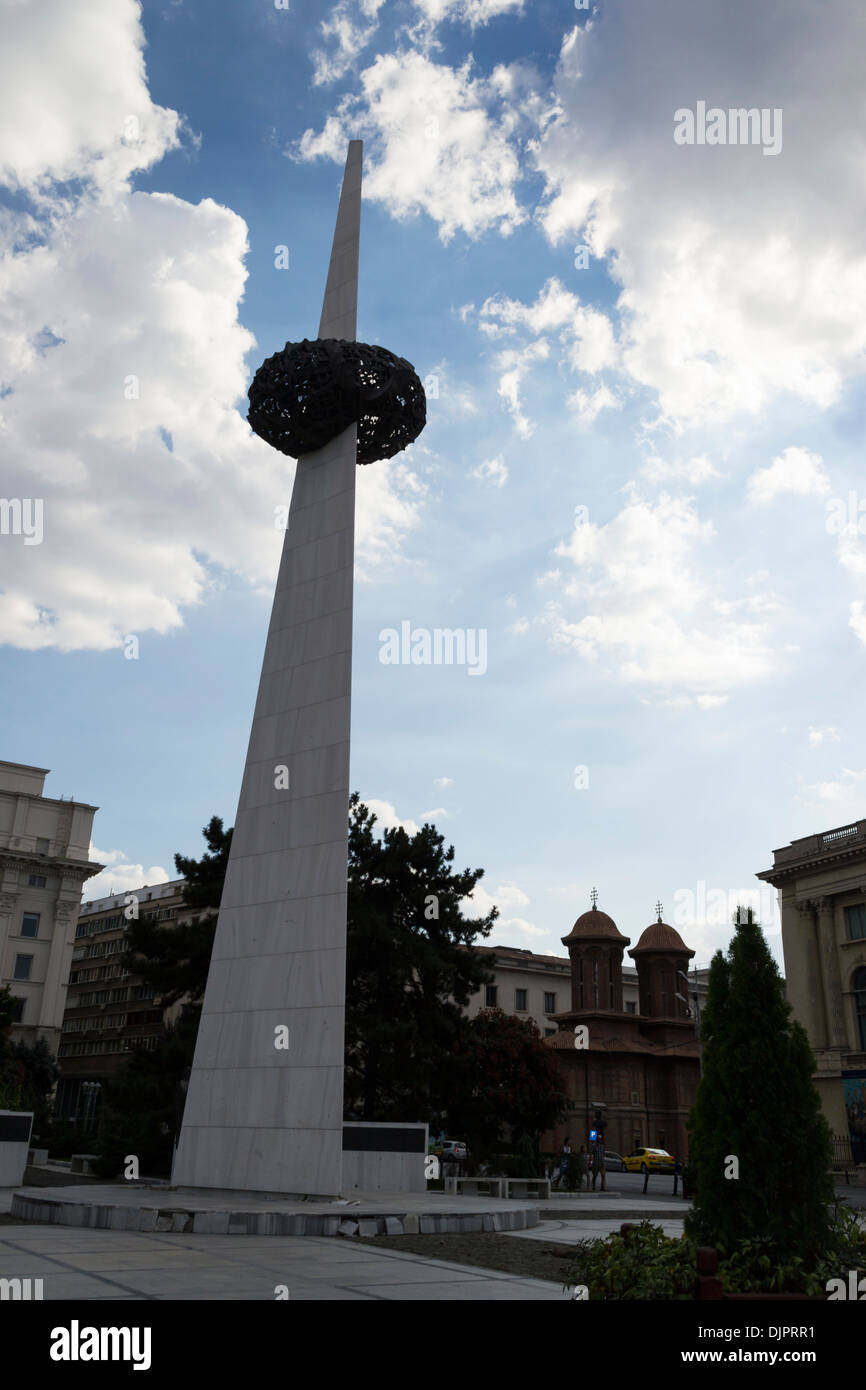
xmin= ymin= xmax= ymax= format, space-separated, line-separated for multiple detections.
xmin=564 ymin=1211 xmax=866 ymax=1300
xmin=563 ymin=1222 xmax=697 ymax=1300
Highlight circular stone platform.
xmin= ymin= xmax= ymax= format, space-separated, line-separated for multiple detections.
xmin=10 ymin=1185 xmax=540 ymax=1238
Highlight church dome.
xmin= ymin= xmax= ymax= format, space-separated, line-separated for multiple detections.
xmin=562 ymin=902 xmax=630 ymax=946
xmin=629 ymin=918 xmax=694 ymax=957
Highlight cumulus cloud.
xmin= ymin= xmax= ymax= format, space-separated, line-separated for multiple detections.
xmin=0 ymin=0 xmax=181 ymax=198
xmin=0 ymin=0 xmax=423 ymax=652
xmin=364 ymin=799 xmax=421 ymax=835
xmin=84 ymin=847 xmax=170 ymax=901
xmin=463 ymin=881 xmax=530 ymax=918
xmin=546 ymin=494 xmax=775 ymax=693
xmin=433 ymin=776 xmax=454 ymax=788
xmin=533 ymin=3 xmax=866 ymax=431
xmin=297 ymin=52 xmax=533 ymax=242
xmin=746 ymin=447 xmax=831 ymax=506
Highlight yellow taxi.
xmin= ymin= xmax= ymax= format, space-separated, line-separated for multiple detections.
xmin=623 ymin=1146 xmax=675 ymax=1173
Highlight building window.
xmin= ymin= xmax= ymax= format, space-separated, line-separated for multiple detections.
xmin=35 ymin=838 xmax=49 ymax=854
xmin=515 ymin=989 xmax=527 ymax=1011
xmin=485 ymin=984 xmax=498 ymax=1006
xmin=21 ymin=912 xmax=40 ymax=938
xmin=544 ymin=1027 xmax=556 ymax=1037
xmin=592 ymin=959 xmax=599 ymax=1009
xmin=12 ymin=997 xmax=25 ymax=1023
xmin=28 ymin=874 xmax=47 ymax=888
xmin=625 ymin=1001 xmax=636 ymax=1014
xmin=13 ymin=955 xmax=33 ymax=981
xmin=578 ymin=959 xmax=584 ymax=1009
xmin=854 ymin=967 xmax=866 ymax=1051
xmin=609 ymin=976 xmax=615 ymax=1008
xmin=844 ymin=905 xmax=866 ymax=941
xmin=544 ymin=992 xmax=556 ymax=1013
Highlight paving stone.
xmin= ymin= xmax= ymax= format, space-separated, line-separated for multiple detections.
xmin=338 ymin=1220 xmax=358 ymax=1237
xmin=357 ymin=1220 xmax=378 ymax=1237
xmin=482 ymin=1215 xmax=495 ymax=1232
xmin=384 ymin=1217 xmax=403 ymax=1236
xmin=420 ymin=1217 xmax=436 ymax=1234
xmin=402 ymin=1214 xmax=419 ymax=1234
xmin=137 ymin=1209 xmax=158 ymax=1233
xmin=193 ymin=1212 xmax=230 ymax=1235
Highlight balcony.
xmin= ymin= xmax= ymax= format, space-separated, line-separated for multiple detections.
xmin=773 ymin=819 xmax=866 ymax=866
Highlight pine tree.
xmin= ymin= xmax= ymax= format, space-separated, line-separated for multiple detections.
xmin=345 ymin=792 xmax=497 ymax=1121
xmin=685 ymin=908 xmax=834 ymax=1264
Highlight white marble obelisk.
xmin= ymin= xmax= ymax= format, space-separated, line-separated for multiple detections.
xmin=172 ymin=142 xmax=362 ymax=1195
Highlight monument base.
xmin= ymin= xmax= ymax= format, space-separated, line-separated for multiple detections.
xmin=10 ymin=1183 xmax=540 ymax=1237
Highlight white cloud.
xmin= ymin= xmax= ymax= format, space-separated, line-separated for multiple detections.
xmin=470 ymin=278 xmax=617 ymax=433
xmin=802 ymin=767 xmax=866 ymax=810
xmin=419 ymin=806 xmax=449 ymax=819
xmin=642 ymin=454 xmax=721 ymax=486
xmin=0 ymin=2 xmax=423 ymax=652
xmin=508 ymin=617 xmax=530 ymax=636
xmin=471 ymin=454 xmax=508 ymax=487
xmin=0 ymin=0 xmax=181 ymax=199
xmin=836 ymin=525 xmax=866 ymax=580
xmin=546 ymin=494 xmax=774 ymax=693
xmin=355 ymin=456 xmax=427 ymax=581
xmin=850 ymin=600 xmax=866 ymax=648
xmin=463 ymin=881 xmax=531 ymax=918
xmin=534 ymin=4 xmax=866 ymax=431
xmin=808 ymin=725 xmax=840 ymax=747
xmin=746 ymin=447 xmax=830 ymax=506
xmin=505 ymin=917 xmax=548 ymax=938
xmin=567 ymin=383 xmax=618 ymax=424
xmin=364 ymin=799 xmax=420 ymax=835
xmin=411 ymin=0 xmax=525 ymax=28
xmin=311 ymin=0 xmax=386 ymax=86
xmin=425 ymin=358 xmax=478 ymax=417
xmin=433 ymin=776 xmax=454 ymax=788
xmin=297 ymin=52 xmax=529 ymax=242
xmin=84 ymin=848 xmax=170 ymax=901
xmin=495 ymin=342 xmax=548 ymax=437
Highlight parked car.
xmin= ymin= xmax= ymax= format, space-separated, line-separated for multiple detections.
xmin=601 ymin=1150 xmax=626 ymax=1172
xmin=623 ymin=1146 xmax=675 ymax=1174
xmin=431 ymin=1139 xmax=467 ymax=1163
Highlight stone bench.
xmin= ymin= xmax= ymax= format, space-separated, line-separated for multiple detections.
xmin=443 ymin=1175 xmax=506 ymax=1198
xmin=70 ymin=1153 xmax=100 ymax=1175
xmin=27 ymin=1147 xmax=49 ymax=1166
xmin=504 ymin=1177 xmax=551 ymax=1200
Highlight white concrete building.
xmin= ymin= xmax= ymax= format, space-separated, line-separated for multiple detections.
xmin=0 ymin=761 xmax=102 ymax=1055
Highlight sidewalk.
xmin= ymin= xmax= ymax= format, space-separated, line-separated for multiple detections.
xmin=0 ymin=1209 xmax=569 ymax=1300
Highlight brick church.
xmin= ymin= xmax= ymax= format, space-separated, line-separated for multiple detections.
xmin=543 ymin=895 xmax=701 ymax=1162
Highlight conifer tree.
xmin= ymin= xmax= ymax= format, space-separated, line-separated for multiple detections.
xmin=685 ymin=908 xmax=834 ymax=1263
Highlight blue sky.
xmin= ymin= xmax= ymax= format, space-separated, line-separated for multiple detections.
xmin=3 ymin=0 xmax=866 ymax=970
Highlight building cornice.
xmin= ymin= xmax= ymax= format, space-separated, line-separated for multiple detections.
xmin=0 ymin=847 xmax=104 ymax=882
